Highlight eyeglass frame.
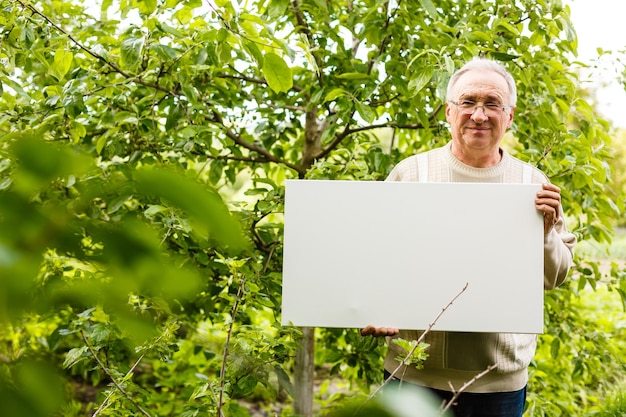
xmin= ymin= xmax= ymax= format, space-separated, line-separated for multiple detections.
xmin=448 ymin=99 xmax=513 ymax=116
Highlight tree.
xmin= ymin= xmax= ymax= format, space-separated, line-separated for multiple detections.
xmin=607 ymin=128 xmax=626 ymax=225
xmin=0 ymin=0 xmax=624 ymax=416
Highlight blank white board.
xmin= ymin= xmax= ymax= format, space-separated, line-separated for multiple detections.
xmin=281 ymin=180 xmax=545 ymax=334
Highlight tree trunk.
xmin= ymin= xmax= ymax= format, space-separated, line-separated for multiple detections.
xmin=293 ymin=327 xmax=315 ymax=416
xmin=301 ymin=110 xmax=325 ymax=172
xmin=293 ymin=107 xmax=324 ymax=415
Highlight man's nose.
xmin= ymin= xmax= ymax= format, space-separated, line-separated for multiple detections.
xmin=470 ymin=105 xmax=489 ymax=122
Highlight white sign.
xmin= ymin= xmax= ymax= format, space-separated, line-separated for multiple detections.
xmin=281 ymin=180 xmax=545 ymax=334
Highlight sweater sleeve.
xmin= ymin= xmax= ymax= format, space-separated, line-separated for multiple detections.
xmin=543 ymin=205 xmax=576 ymax=290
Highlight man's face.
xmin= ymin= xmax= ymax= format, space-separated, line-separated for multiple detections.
xmin=445 ymin=70 xmax=514 ymax=155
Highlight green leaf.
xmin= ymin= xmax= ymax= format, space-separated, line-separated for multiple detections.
xmin=133 ymin=168 xmax=247 ymax=250
xmin=242 ymin=40 xmax=263 ymax=65
xmin=144 ymin=204 xmax=167 ymax=217
xmin=418 ymin=0 xmax=438 ymax=18
xmin=337 ymin=72 xmax=371 ymax=80
xmin=120 ymin=36 xmax=145 ymax=70
xmin=496 ymin=20 xmax=521 ymax=36
xmin=240 ymin=20 xmax=260 ymax=38
xmin=186 ymin=0 xmax=202 ymax=8
xmin=63 ymin=346 xmax=89 ymax=369
xmin=101 ymin=0 xmax=113 ymax=13
xmin=49 ymin=47 xmax=73 ymax=81
xmin=354 ymin=100 xmax=375 ymax=123
xmin=114 ymin=111 xmax=139 ymax=124
xmin=157 ymin=22 xmax=185 ymax=38
xmin=151 ymin=43 xmax=178 ymax=60
xmin=10 ymin=136 xmax=91 ymax=193
xmin=135 ymin=0 xmax=157 ymax=14
xmin=174 ymin=6 xmax=193 ymax=24
xmin=268 ymin=0 xmax=289 ymax=19
xmin=324 ymin=88 xmax=347 ymax=102
xmin=262 ymin=53 xmax=292 ymax=93
xmin=274 ymin=365 xmax=295 ymax=398
xmin=408 ymin=68 xmax=434 ymax=97
xmin=96 ymin=134 xmax=108 ymax=155
xmin=23 ymin=26 xmax=35 ymax=48
xmin=165 ymin=103 xmax=184 ymax=130
xmin=488 ymin=51 xmax=519 ymax=61
xmin=209 ymin=160 xmax=223 ymax=184
xmin=550 ymin=337 xmax=560 ymax=359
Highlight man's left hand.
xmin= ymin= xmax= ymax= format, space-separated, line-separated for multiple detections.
xmin=536 ymin=183 xmax=561 ymax=234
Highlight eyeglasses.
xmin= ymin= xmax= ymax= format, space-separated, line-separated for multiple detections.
xmin=449 ymin=100 xmax=512 ymax=116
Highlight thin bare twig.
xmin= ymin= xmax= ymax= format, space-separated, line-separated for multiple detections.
xmin=217 ymin=273 xmax=247 ymax=417
xmin=441 ymin=364 xmax=498 ymax=413
xmin=92 ymin=341 xmax=159 ymax=417
xmin=80 ymin=330 xmax=152 ymax=417
xmin=364 ymin=283 xmax=469 ymax=403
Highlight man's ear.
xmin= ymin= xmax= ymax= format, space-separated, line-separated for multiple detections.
xmin=445 ymin=101 xmax=453 ymax=123
xmin=506 ymin=107 xmax=515 ymax=128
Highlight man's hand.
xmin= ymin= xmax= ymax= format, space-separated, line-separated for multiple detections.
xmin=536 ymin=183 xmax=561 ymax=234
xmin=360 ymin=325 xmax=399 ymax=337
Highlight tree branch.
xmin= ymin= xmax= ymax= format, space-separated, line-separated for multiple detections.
xmin=316 ymin=102 xmax=444 ymax=160
xmin=217 ymin=271 xmax=246 ymax=417
xmin=441 ymin=364 xmax=497 ymax=413
xmin=366 ymin=0 xmax=400 ymax=75
xmin=16 ymin=0 xmax=178 ymax=96
xmin=250 ymin=213 xmax=280 ymax=253
xmin=290 ymin=0 xmax=324 ymax=86
xmin=210 ymin=111 xmax=305 ymax=176
xmin=80 ymin=330 xmax=152 ymax=417
xmin=364 ymin=283 xmax=469 ymax=403
xmin=218 ymin=67 xmax=305 ymax=94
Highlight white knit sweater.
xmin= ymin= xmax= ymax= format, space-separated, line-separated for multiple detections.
xmin=383 ymin=142 xmax=576 ymax=393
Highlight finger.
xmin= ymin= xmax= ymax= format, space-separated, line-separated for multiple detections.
xmin=541 ymin=183 xmax=561 ymax=193
xmin=536 ymin=201 xmax=559 ymax=214
xmin=385 ymin=327 xmax=400 ymax=336
xmin=537 ymin=204 xmax=558 ymax=220
xmin=536 ymin=190 xmax=561 ymax=219
xmin=360 ymin=326 xmax=399 ymax=337
xmin=537 ymin=204 xmax=558 ymax=233
xmin=536 ymin=192 xmax=560 ymax=205
xmin=538 ymin=183 xmax=560 ymax=197
xmin=360 ymin=326 xmax=375 ymax=336
xmin=378 ymin=327 xmax=399 ymax=336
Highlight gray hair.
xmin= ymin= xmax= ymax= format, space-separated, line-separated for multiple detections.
xmin=446 ymin=57 xmax=517 ymax=107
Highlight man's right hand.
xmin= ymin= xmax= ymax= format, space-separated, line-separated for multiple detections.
xmin=359 ymin=326 xmax=399 ymax=337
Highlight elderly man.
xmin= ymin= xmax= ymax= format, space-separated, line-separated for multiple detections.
xmin=361 ymin=57 xmax=577 ymax=417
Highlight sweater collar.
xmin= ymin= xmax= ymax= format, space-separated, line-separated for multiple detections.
xmin=444 ymin=142 xmax=509 ymax=179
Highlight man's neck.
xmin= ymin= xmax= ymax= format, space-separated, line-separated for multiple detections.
xmin=450 ymin=143 xmax=503 ymax=168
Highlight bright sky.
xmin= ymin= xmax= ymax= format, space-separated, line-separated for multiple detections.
xmin=568 ymin=0 xmax=626 ymax=128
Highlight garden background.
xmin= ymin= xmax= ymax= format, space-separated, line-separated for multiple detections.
xmin=1 ymin=0 xmax=626 ymax=416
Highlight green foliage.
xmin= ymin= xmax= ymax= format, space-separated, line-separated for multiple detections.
xmin=391 ymin=339 xmax=430 ymax=370
xmin=593 ymin=389 xmax=626 ymax=417
xmin=0 ymin=0 xmax=625 ymax=415
xmin=317 ymin=328 xmax=388 ymax=392
xmin=322 ymin=388 xmax=446 ymax=417
xmin=528 ymin=284 xmax=626 ymax=416
xmin=608 ymin=129 xmax=626 ymax=225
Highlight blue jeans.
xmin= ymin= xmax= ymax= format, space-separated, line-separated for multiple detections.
xmin=383 ymin=371 xmax=526 ymax=417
